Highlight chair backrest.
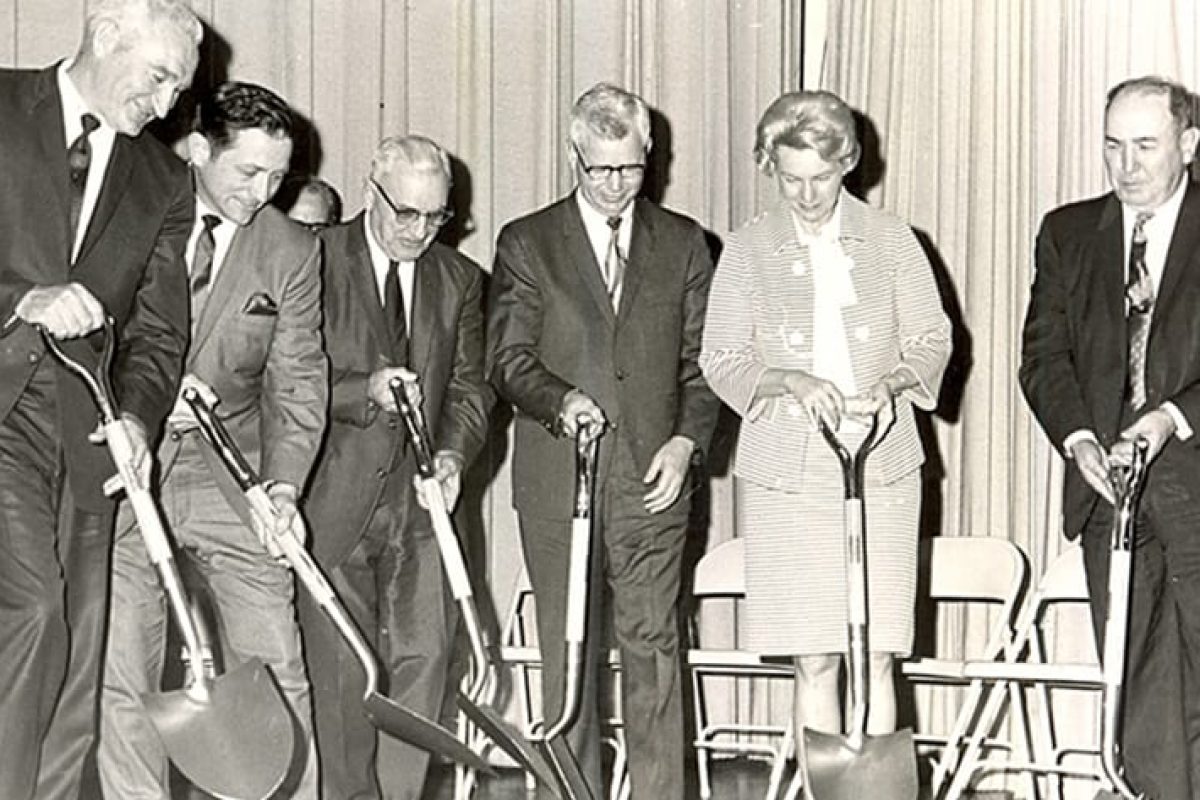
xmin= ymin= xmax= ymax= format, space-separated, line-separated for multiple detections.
xmin=1034 ymin=545 xmax=1090 ymax=604
xmin=692 ymin=538 xmax=746 ymax=599
xmin=913 ymin=536 xmax=1029 ymax=663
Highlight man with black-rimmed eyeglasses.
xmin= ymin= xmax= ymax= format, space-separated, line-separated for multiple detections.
xmin=302 ymin=135 xmax=491 ymax=800
xmin=488 ymin=82 xmax=720 ymax=800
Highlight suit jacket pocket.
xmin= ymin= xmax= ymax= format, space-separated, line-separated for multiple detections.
xmin=242 ymin=292 xmax=279 ymax=316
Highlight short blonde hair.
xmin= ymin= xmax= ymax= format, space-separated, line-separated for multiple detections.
xmin=753 ymin=90 xmax=860 ymax=175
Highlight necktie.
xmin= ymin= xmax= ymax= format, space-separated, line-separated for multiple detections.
xmin=603 ymin=215 xmax=626 ymax=309
xmin=67 ymin=113 xmax=100 ymax=253
xmin=1125 ymin=212 xmax=1154 ymax=409
xmin=190 ymin=214 xmax=222 ymax=327
xmin=384 ymin=260 xmax=409 ymax=362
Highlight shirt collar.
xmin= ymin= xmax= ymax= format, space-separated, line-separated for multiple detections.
xmin=575 ymin=191 xmax=634 ymax=230
xmin=1122 ymin=175 xmax=1188 ymax=235
xmin=362 ymin=213 xmax=416 ymax=275
xmin=56 ymin=59 xmax=114 ymax=147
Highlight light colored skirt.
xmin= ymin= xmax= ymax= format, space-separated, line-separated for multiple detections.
xmin=738 ymin=470 xmax=920 ymax=656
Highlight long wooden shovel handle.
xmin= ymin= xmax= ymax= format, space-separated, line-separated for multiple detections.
xmin=37 ymin=321 xmax=211 ymax=697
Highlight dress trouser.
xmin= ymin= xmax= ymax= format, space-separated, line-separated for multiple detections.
xmin=1081 ymin=441 xmax=1200 ymax=800
xmin=303 ymin=456 xmax=454 ymax=800
xmin=519 ymin=435 xmax=689 ymax=800
xmin=98 ymin=436 xmax=319 ymax=799
xmin=0 ymin=363 xmax=112 ymax=800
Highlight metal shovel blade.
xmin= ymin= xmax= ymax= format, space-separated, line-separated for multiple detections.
xmin=363 ymin=690 xmax=492 ymax=774
xmin=457 ymin=691 xmax=559 ymax=788
xmin=803 ymin=727 xmax=919 ymax=800
xmin=142 ymin=658 xmax=294 ymax=800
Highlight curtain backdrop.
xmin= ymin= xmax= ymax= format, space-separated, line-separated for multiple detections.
xmin=822 ymin=0 xmax=1200 ymax=794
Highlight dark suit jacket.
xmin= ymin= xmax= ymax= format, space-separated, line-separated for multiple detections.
xmin=305 ymin=214 xmax=491 ymax=566
xmin=1020 ymin=181 xmax=1200 ymax=538
xmin=0 ymin=65 xmax=191 ymax=511
xmin=159 ymin=204 xmax=327 ymax=501
xmin=488 ymin=195 xmax=720 ymax=520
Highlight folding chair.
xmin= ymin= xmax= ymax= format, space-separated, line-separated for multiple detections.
xmin=686 ymin=538 xmax=795 ymax=800
xmin=900 ymin=535 xmax=1031 ymax=799
xmin=943 ymin=545 xmax=1106 ymax=800
xmin=494 ymin=566 xmax=630 ymax=800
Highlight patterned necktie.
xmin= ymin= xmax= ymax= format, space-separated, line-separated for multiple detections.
xmin=384 ymin=259 xmax=409 ymax=362
xmin=604 ymin=215 xmax=626 ymax=309
xmin=190 ymin=214 xmax=222 ymax=327
xmin=67 ymin=113 xmax=100 ymax=252
xmin=1125 ymin=212 xmax=1154 ymax=409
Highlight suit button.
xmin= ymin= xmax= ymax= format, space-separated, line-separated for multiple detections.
xmin=616 ymin=369 xmax=626 ymax=381
xmin=387 ymin=419 xmax=397 ymax=430
xmin=27 ymin=352 xmax=38 ymax=363
xmin=376 ymin=468 xmax=387 ymax=479
xmin=170 ymin=431 xmax=181 ymax=441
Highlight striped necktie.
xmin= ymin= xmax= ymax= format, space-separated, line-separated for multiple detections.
xmin=1125 ymin=211 xmax=1153 ymax=409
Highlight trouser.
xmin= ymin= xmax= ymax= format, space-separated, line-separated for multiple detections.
xmin=520 ymin=436 xmax=689 ymax=800
xmin=0 ymin=365 xmax=113 ymax=800
xmin=98 ymin=437 xmax=318 ymax=799
xmin=304 ymin=458 xmax=454 ymax=800
xmin=1081 ymin=453 xmax=1200 ymax=800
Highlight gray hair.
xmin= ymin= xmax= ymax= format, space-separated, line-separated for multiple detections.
xmin=1107 ymin=75 xmax=1197 ymax=134
xmin=568 ymin=82 xmax=652 ymax=152
xmin=370 ymin=135 xmax=452 ymax=183
xmin=84 ymin=0 xmax=203 ymax=47
xmin=753 ymin=90 xmax=860 ymax=175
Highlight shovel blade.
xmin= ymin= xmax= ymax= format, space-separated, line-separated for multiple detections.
xmin=143 ymin=659 xmax=294 ymax=800
xmin=803 ymin=727 xmax=918 ymax=800
xmin=456 ymin=691 xmax=558 ymax=788
xmin=363 ymin=691 xmax=493 ymax=774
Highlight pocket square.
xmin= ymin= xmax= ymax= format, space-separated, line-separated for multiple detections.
xmin=242 ymin=292 xmax=278 ymax=316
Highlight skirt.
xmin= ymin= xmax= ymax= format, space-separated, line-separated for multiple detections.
xmin=738 ymin=469 xmax=920 ymax=656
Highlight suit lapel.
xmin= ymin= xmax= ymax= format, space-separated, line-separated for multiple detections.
xmin=410 ymin=249 xmax=441 ymax=377
xmin=343 ymin=217 xmax=394 ymax=360
xmin=27 ymin=67 xmax=73 ymax=267
xmin=1153 ymin=183 xmax=1200 ymax=328
xmin=618 ymin=200 xmax=654 ymax=322
xmin=563 ymin=200 xmax=616 ymax=325
xmin=191 ymin=221 xmax=254 ymax=358
xmin=76 ymin=135 xmax=133 ymax=266
xmin=1093 ymin=195 xmax=1127 ymax=369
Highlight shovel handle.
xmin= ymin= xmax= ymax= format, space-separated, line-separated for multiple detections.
xmin=818 ymin=415 xmax=881 ymax=500
xmin=389 ymin=377 xmax=436 ymax=479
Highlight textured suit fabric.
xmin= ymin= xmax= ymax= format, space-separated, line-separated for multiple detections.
xmin=0 ymin=65 xmax=191 ymax=800
xmin=489 ymin=195 xmax=720 ymax=799
xmin=699 ymin=195 xmax=950 ymax=656
xmin=99 ymin=204 xmax=326 ymax=799
xmin=1020 ymin=182 xmax=1200 ymax=800
xmin=303 ymin=215 xmax=490 ymax=800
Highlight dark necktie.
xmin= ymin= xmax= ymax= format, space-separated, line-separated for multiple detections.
xmin=1125 ymin=212 xmax=1154 ymax=409
xmin=604 ymin=215 xmax=626 ymax=309
xmin=190 ymin=214 xmax=222 ymax=327
xmin=67 ymin=113 xmax=100 ymax=253
xmin=384 ymin=260 xmax=409 ymax=362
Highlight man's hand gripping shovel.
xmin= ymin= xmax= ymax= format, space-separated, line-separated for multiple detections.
xmin=182 ymin=387 xmax=491 ymax=774
xmin=38 ymin=319 xmax=293 ymax=800
xmin=388 ymin=378 xmax=559 ymax=796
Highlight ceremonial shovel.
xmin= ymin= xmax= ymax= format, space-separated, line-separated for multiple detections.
xmin=40 ymin=320 xmax=293 ymax=800
xmin=388 ymin=378 xmax=559 ymax=795
xmin=802 ymin=416 xmax=919 ymax=800
xmin=183 ymin=388 xmax=491 ymax=774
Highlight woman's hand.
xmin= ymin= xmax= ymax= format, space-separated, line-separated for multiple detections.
xmin=847 ymin=378 xmax=897 ymax=435
xmin=783 ymin=371 xmax=845 ymax=431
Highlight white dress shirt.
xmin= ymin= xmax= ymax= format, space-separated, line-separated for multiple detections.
xmin=364 ymin=216 xmax=415 ymax=330
xmin=57 ymin=61 xmax=116 ymax=263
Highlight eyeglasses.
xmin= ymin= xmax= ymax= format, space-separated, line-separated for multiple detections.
xmin=370 ymin=177 xmax=454 ymax=230
xmin=572 ymin=144 xmax=646 ymax=182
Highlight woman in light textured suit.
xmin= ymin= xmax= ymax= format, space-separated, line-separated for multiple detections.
xmin=699 ymin=91 xmax=951 ymax=749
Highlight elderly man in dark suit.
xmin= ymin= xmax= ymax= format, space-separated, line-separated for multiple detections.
xmin=97 ymin=81 xmax=326 ymax=799
xmin=1021 ymin=76 xmax=1200 ymax=800
xmin=488 ymin=82 xmax=720 ymax=799
xmin=302 ymin=135 xmax=490 ymax=800
xmin=0 ymin=2 xmax=200 ymax=797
